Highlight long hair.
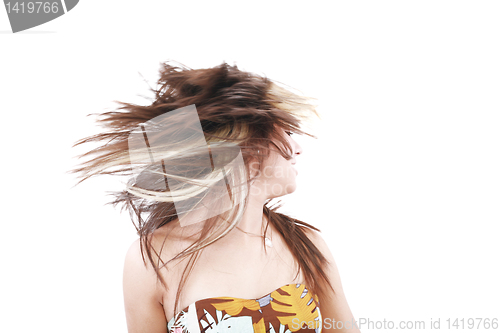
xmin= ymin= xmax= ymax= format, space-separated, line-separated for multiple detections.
xmin=71 ymin=61 xmax=334 ymax=315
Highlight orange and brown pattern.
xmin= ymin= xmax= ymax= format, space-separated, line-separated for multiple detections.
xmin=167 ymin=283 xmax=322 ymax=333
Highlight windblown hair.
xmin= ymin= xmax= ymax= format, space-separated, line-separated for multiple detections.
xmin=72 ymin=61 xmax=334 ymax=315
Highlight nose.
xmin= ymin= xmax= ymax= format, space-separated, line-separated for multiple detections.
xmin=294 ymin=140 xmax=302 ymax=156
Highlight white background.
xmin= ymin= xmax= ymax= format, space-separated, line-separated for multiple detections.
xmin=1 ymin=1 xmax=499 ymax=332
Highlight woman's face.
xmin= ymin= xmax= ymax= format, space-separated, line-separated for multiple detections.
xmin=250 ymin=128 xmax=302 ymax=199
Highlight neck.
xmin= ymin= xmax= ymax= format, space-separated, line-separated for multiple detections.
xmin=176 ymin=180 xmax=271 ymax=242
xmin=236 ymin=196 xmax=268 ymax=235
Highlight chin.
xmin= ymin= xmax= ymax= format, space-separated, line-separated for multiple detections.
xmin=269 ymin=181 xmax=297 ymax=198
xmin=285 ymin=182 xmax=298 ymax=194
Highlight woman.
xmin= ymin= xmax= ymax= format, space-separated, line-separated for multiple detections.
xmin=73 ymin=61 xmax=360 ymax=333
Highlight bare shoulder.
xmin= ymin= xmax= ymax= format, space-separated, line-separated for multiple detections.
xmin=302 ymin=227 xmax=361 ymax=332
xmin=302 ymin=227 xmax=344 ymax=294
xmin=123 ymin=238 xmax=168 ymax=333
xmin=123 ymin=238 xmax=161 ymax=281
xmin=302 ymin=227 xmax=335 ymax=263
xmin=123 ymin=222 xmax=191 ymax=285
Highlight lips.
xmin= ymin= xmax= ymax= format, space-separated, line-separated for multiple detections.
xmin=291 ymin=160 xmax=298 ymax=174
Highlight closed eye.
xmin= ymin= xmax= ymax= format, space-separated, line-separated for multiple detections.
xmin=285 ymin=131 xmax=293 ymax=136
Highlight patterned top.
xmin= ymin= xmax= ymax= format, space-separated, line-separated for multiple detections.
xmin=167 ymin=283 xmax=322 ymax=333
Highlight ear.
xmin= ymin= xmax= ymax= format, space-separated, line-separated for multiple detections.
xmin=248 ymin=157 xmax=261 ymax=180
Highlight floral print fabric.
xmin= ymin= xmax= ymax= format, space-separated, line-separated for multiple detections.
xmin=167 ymin=283 xmax=322 ymax=333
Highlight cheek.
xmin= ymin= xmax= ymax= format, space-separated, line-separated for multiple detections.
xmin=269 ymin=162 xmax=296 ymax=183
xmin=257 ymin=154 xmax=295 ymax=182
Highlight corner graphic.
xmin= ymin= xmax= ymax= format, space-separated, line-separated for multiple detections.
xmin=3 ymin=0 xmax=79 ymax=33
